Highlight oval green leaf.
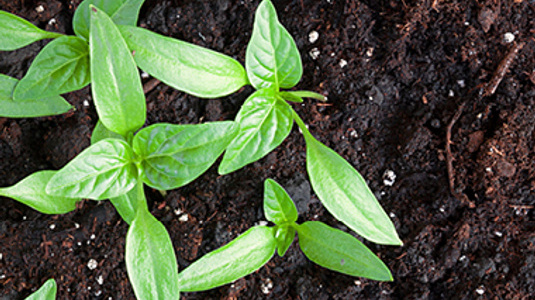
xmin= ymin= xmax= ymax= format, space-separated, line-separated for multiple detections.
xmin=245 ymin=0 xmax=302 ymax=90
xmin=126 ymin=207 xmax=180 ymax=299
xmin=218 ymin=89 xmax=293 ymax=175
xmin=177 ymin=226 xmax=276 ymax=292
xmin=305 ymin=135 xmax=402 ymax=245
xmin=274 ymin=224 xmax=295 ymax=257
xmin=297 ymin=221 xmax=393 ymax=281
xmin=46 ymin=139 xmax=137 ymax=200
xmin=13 ymin=36 xmax=90 ymax=101
xmin=0 ymin=171 xmax=78 ymax=214
xmin=110 ymin=187 xmax=139 ymax=225
xmin=24 ymin=278 xmax=57 ymax=300
xmin=264 ymin=179 xmax=298 ymax=225
xmin=0 ymin=10 xmax=61 ymax=51
xmin=0 ymin=74 xmax=72 ymax=118
xmin=89 ymin=5 xmax=146 ymax=136
xmin=133 ymin=121 xmax=238 ymax=190
xmin=119 ymin=25 xmax=248 ymax=98
xmin=73 ymin=0 xmax=145 ymax=40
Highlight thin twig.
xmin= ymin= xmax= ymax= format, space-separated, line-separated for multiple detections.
xmin=483 ymin=42 xmax=524 ymax=97
xmin=143 ymin=78 xmax=161 ymax=94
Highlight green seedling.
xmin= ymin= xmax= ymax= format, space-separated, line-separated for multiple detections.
xmin=24 ymin=278 xmax=57 ymax=300
xmin=177 ymin=179 xmax=392 ymax=292
xmin=218 ymin=0 xmax=402 ymax=246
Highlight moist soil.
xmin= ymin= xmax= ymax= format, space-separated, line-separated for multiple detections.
xmin=1 ymin=0 xmax=534 ymax=299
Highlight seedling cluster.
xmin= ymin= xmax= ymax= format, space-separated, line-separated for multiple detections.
xmin=0 ymin=0 xmax=401 ymax=299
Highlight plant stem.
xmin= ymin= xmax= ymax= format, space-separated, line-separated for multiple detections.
xmin=291 ymin=108 xmax=313 ymax=141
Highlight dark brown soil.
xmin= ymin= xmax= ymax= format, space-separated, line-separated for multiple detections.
xmin=1 ymin=0 xmax=534 ymax=299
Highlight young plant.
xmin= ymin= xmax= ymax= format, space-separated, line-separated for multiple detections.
xmin=177 ymin=179 xmax=392 ymax=292
xmin=218 ymin=0 xmax=402 ymax=246
xmin=24 ymin=278 xmax=57 ymax=300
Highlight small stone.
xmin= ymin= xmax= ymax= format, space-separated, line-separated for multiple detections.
xmin=366 ymin=47 xmax=374 ymax=57
xmin=141 ymin=71 xmax=150 ymax=79
xmin=90 ymin=234 xmax=96 ymax=240
xmin=496 ymin=159 xmax=516 ymax=178
xmin=75 ymin=223 xmax=80 ymax=229
xmin=35 ymin=5 xmax=45 ymax=13
xmin=475 ymin=286 xmax=485 ymax=295
xmin=439 ymin=206 xmax=445 ymax=213
xmin=22 ymin=216 xmax=27 ymax=220
xmin=179 ymin=214 xmax=189 ymax=222
xmin=0 ymin=274 xmax=5 ymax=279
xmin=97 ymin=275 xmax=104 ymax=285
xmin=49 ymin=224 xmax=56 ymax=230
xmin=308 ymin=31 xmax=319 ymax=43
xmin=174 ymin=208 xmax=183 ymax=216
xmin=256 ymin=220 xmax=268 ymax=226
xmin=260 ymin=278 xmax=273 ymax=294
xmin=457 ymin=80 xmax=466 ymax=88
xmin=389 ymin=212 xmax=396 ymax=218
xmin=503 ymin=32 xmax=515 ymax=43
xmin=83 ymin=100 xmax=90 ymax=107
xmin=48 ymin=18 xmax=56 ymax=26
xmin=448 ymin=90 xmax=455 ymax=97
xmin=309 ymin=48 xmax=320 ymax=60
xmin=383 ymin=170 xmax=396 ymax=186
xmin=0 ymin=253 xmax=2 ymax=260
xmin=339 ymin=59 xmax=347 ymax=68
xmin=495 ymin=231 xmax=503 ymax=237
xmin=87 ymin=259 xmax=98 ymax=270
xmin=354 ymin=280 xmax=362 ymax=286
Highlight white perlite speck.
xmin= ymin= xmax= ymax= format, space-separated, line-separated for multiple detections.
xmin=383 ymin=170 xmax=396 ymax=186
xmin=87 ymin=259 xmax=98 ymax=270
xmin=309 ymin=48 xmax=320 ymax=60
xmin=503 ymin=32 xmax=515 ymax=43
xmin=179 ymin=214 xmax=189 ymax=222
xmin=97 ymin=275 xmax=104 ymax=285
xmin=141 ymin=71 xmax=150 ymax=79
xmin=35 ymin=5 xmax=44 ymax=13
xmin=260 ymin=278 xmax=273 ymax=294
xmin=49 ymin=224 xmax=56 ymax=230
xmin=354 ymin=280 xmax=362 ymax=286
xmin=476 ymin=286 xmax=485 ymax=295
xmin=339 ymin=59 xmax=348 ymax=68
xmin=308 ymin=31 xmax=319 ymax=43
xmin=83 ymin=100 xmax=90 ymax=107
xmin=90 ymin=234 xmax=96 ymax=240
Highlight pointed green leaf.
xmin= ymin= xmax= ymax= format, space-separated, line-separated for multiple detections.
xmin=13 ymin=36 xmax=90 ymax=101
xmin=46 ymin=139 xmax=137 ymax=200
xmin=177 ymin=226 xmax=276 ymax=292
xmin=279 ymin=91 xmax=303 ymax=103
xmin=89 ymin=5 xmax=146 ymax=136
xmin=73 ymin=0 xmax=145 ymax=40
xmin=119 ymin=25 xmax=248 ymax=98
xmin=219 ymin=89 xmax=293 ymax=175
xmin=0 ymin=74 xmax=72 ymax=118
xmin=126 ymin=207 xmax=180 ymax=299
xmin=274 ymin=224 xmax=295 ymax=257
xmin=0 ymin=10 xmax=62 ymax=51
xmin=91 ymin=120 xmax=126 ymax=145
xmin=297 ymin=221 xmax=392 ymax=281
xmin=110 ymin=187 xmax=139 ymax=225
xmin=24 ymin=278 xmax=57 ymax=300
xmin=305 ymin=135 xmax=402 ymax=245
xmin=0 ymin=171 xmax=78 ymax=214
xmin=133 ymin=121 xmax=238 ymax=190
xmin=245 ymin=0 xmax=302 ymax=90
xmin=264 ymin=179 xmax=298 ymax=225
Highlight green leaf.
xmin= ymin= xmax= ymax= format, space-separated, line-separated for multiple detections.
xmin=46 ymin=139 xmax=137 ymax=200
xmin=73 ymin=0 xmax=145 ymax=40
xmin=119 ymin=25 xmax=248 ymax=98
xmin=0 ymin=10 xmax=62 ymax=51
xmin=297 ymin=221 xmax=393 ymax=281
xmin=0 ymin=74 xmax=72 ymax=118
xmin=89 ymin=5 xmax=146 ymax=136
xmin=263 ymin=179 xmax=298 ymax=225
xmin=13 ymin=36 xmax=90 ymax=100
xmin=279 ymin=91 xmax=303 ymax=103
xmin=177 ymin=226 xmax=276 ymax=292
xmin=245 ymin=0 xmax=302 ymax=90
xmin=0 ymin=171 xmax=78 ymax=214
xmin=110 ymin=187 xmax=139 ymax=225
xmin=91 ymin=120 xmax=126 ymax=145
xmin=24 ymin=278 xmax=57 ymax=300
xmin=283 ymin=90 xmax=326 ymax=102
xmin=218 ymin=89 xmax=293 ymax=175
xmin=126 ymin=207 xmax=180 ymax=299
xmin=305 ymin=135 xmax=402 ymax=245
xmin=274 ymin=224 xmax=295 ymax=257
xmin=133 ymin=121 xmax=238 ymax=190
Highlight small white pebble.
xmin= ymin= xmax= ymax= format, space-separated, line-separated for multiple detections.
xmin=308 ymin=31 xmax=319 ymax=43
xmin=494 ymin=231 xmax=503 ymax=237
xmin=464 ymin=21 xmax=470 ymax=26
xmin=485 ymin=167 xmax=492 ymax=173
xmin=174 ymin=208 xmax=183 ymax=216
xmin=439 ymin=206 xmax=445 ymax=213
xmin=459 ymin=255 xmax=467 ymax=261
xmin=503 ymin=32 xmax=515 ymax=43
xmin=83 ymin=100 xmax=90 ymax=107
xmin=260 ymin=278 xmax=273 ymax=294
xmin=448 ymin=90 xmax=455 ymax=97
xmin=380 ymin=191 xmax=386 ymax=196
xmin=87 ymin=240 xmax=91 ymax=245
xmin=22 ymin=216 xmax=27 ymax=220
xmin=354 ymin=280 xmax=362 ymax=286
xmin=349 ymin=130 xmax=358 ymax=138
xmin=309 ymin=48 xmax=320 ymax=60
xmin=476 ymin=286 xmax=485 ymax=295
xmin=49 ymin=224 xmax=56 ymax=230
xmin=97 ymin=275 xmax=104 ymax=285
xmin=0 ymin=274 xmax=5 ymax=280
xmin=90 ymin=234 xmax=96 ymax=240
xmin=0 ymin=253 xmax=3 ymax=260
xmin=389 ymin=212 xmax=396 ymax=218
xmin=141 ymin=71 xmax=150 ymax=79
xmin=48 ymin=18 xmax=56 ymax=26
xmin=77 ymin=242 xmax=82 ymax=246
xmin=95 ymin=290 xmax=102 ymax=296
xmin=87 ymin=286 xmax=91 ymax=291
xmin=87 ymin=259 xmax=98 ymax=270
xmin=35 ymin=5 xmax=44 ymax=13
xmin=256 ymin=220 xmax=269 ymax=226
xmin=179 ymin=214 xmax=189 ymax=222
xmin=366 ymin=47 xmax=374 ymax=57
xmin=339 ymin=59 xmax=348 ymax=68
xmin=457 ymin=80 xmax=466 ymax=88
xmin=383 ymin=170 xmax=396 ymax=186
xmin=75 ymin=223 xmax=80 ymax=229
xmin=477 ymin=113 xmax=483 ymax=119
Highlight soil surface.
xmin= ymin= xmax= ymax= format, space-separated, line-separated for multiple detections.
xmin=1 ymin=0 xmax=534 ymax=299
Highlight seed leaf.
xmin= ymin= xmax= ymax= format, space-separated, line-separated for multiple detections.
xmin=219 ymin=89 xmax=293 ymax=175
xmin=13 ymin=36 xmax=90 ymax=101
xmin=24 ymin=278 xmax=57 ymax=300
xmin=0 ymin=74 xmax=72 ymax=118
xmin=73 ymin=0 xmax=145 ymax=40
xmin=297 ymin=221 xmax=393 ymax=281
xmin=177 ymin=226 xmax=276 ymax=292
xmin=264 ymin=179 xmax=298 ymax=225
xmin=133 ymin=122 xmax=238 ymax=190
xmin=0 ymin=171 xmax=78 ymax=214
xmin=126 ymin=207 xmax=180 ymax=299
xmin=89 ymin=5 xmax=146 ymax=136
xmin=0 ymin=10 xmax=61 ymax=51
xmin=119 ymin=25 xmax=248 ymax=98
xmin=274 ymin=224 xmax=296 ymax=257
xmin=305 ymin=135 xmax=402 ymax=245
xmin=46 ymin=139 xmax=137 ymax=200
xmin=245 ymin=0 xmax=302 ymax=90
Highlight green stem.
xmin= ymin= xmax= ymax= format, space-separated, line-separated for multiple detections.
xmin=287 ymin=90 xmax=326 ymax=102
xmin=291 ymin=108 xmax=313 ymax=141
xmin=135 ymin=179 xmax=148 ymax=213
